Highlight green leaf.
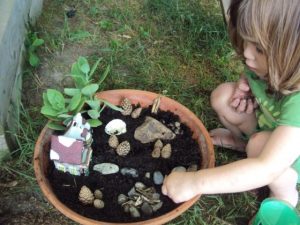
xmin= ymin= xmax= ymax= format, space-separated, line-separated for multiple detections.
xmin=72 ymin=75 xmax=87 ymax=88
xmin=63 ymin=117 xmax=73 ymax=126
xmin=64 ymin=88 xmax=81 ymax=96
xmin=87 ymin=119 xmax=102 ymax=127
xmin=42 ymin=92 xmax=51 ymax=106
xmin=89 ymin=58 xmax=102 ymax=78
xmin=71 ymin=62 xmax=84 ymax=77
xmin=68 ymin=92 xmax=82 ymax=111
xmin=80 ymin=63 xmax=90 ymax=75
xmin=41 ymin=105 xmax=59 ymax=117
xmin=73 ymin=98 xmax=86 ymax=114
xmin=46 ymin=89 xmax=65 ymax=111
xmin=98 ymin=65 xmax=110 ymax=85
xmin=100 ymin=99 xmax=123 ymax=112
xmin=57 ymin=114 xmax=73 ymax=119
xmin=29 ymin=53 xmax=39 ymax=67
xmin=81 ymin=84 xmax=99 ymax=97
xmin=87 ymin=109 xmax=100 ymax=119
xmin=32 ymin=38 xmax=44 ymax=47
xmin=47 ymin=121 xmax=66 ymax=131
xmin=86 ymin=99 xmax=100 ymax=110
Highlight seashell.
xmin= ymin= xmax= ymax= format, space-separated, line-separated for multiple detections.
xmin=121 ymin=98 xmax=133 ymax=116
xmin=94 ymin=189 xmax=103 ymax=199
xmin=79 ymin=186 xmax=94 ymax=205
xmin=116 ymin=141 xmax=131 ymax=156
xmin=161 ymin=144 xmax=172 ymax=159
xmin=108 ymin=135 xmax=119 ymax=148
xmin=94 ymin=199 xmax=105 ymax=209
xmin=105 ymin=119 xmax=127 ymax=135
xmin=151 ymin=147 xmax=161 ymax=158
xmin=154 ymin=139 xmax=163 ymax=149
xmin=129 ymin=206 xmax=141 ymax=218
xmin=118 ymin=194 xmax=128 ymax=205
xmin=131 ymin=107 xmax=142 ymax=119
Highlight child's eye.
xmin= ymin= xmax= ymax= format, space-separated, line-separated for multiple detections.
xmin=255 ymin=46 xmax=263 ymax=54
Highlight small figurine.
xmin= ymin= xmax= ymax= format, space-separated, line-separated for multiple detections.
xmin=50 ymin=113 xmax=93 ymax=176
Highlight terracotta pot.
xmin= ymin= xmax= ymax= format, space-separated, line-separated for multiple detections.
xmin=34 ymin=89 xmax=215 ymax=225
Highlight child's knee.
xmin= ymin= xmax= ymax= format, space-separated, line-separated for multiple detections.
xmin=210 ymin=82 xmax=235 ymax=112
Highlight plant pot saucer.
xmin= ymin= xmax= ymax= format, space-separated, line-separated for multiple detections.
xmin=34 ymin=89 xmax=215 ymax=225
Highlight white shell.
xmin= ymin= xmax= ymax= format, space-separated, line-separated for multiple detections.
xmin=105 ymin=119 xmax=127 ymax=135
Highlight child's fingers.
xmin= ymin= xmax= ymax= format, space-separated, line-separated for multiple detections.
xmin=237 ymin=99 xmax=247 ymax=113
xmin=246 ymin=99 xmax=254 ymax=114
xmin=230 ymin=98 xmax=240 ymax=108
xmin=238 ymin=82 xmax=250 ymax=92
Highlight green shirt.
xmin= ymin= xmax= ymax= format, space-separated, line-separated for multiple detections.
xmin=245 ymin=70 xmax=300 ymax=179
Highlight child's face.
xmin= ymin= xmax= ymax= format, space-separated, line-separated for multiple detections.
xmin=243 ymin=41 xmax=268 ymax=79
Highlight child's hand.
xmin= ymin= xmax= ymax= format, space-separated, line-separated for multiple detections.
xmin=161 ymin=171 xmax=200 ymax=203
xmin=230 ymin=77 xmax=258 ymax=113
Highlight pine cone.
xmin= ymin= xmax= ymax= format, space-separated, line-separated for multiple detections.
xmin=108 ymin=135 xmax=119 ymax=148
xmin=116 ymin=141 xmax=131 ymax=156
xmin=151 ymin=147 xmax=161 ymax=158
xmin=154 ymin=139 xmax=163 ymax=149
xmin=161 ymin=144 xmax=172 ymax=159
xmin=79 ymin=185 xmax=94 ymax=205
xmin=121 ymin=98 xmax=133 ymax=116
xmin=131 ymin=107 xmax=142 ymax=118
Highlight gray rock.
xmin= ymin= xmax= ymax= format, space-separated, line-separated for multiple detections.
xmin=129 ymin=206 xmax=141 ymax=218
xmin=172 ymin=166 xmax=187 ymax=173
xmin=153 ymin=171 xmax=164 ymax=185
xmin=152 ymin=202 xmax=163 ymax=212
xmin=145 ymin=172 xmax=151 ymax=179
xmin=93 ymin=163 xmax=119 ymax=175
xmin=141 ymin=202 xmax=153 ymax=216
xmin=135 ymin=182 xmax=146 ymax=190
xmin=134 ymin=116 xmax=176 ymax=143
xmin=117 ymin=194 xmax=128 ymax=205
xmin=121 ymin=167 xmax=139 ymax=178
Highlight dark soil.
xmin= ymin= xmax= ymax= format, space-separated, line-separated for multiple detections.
xmin=48 ymin=105 xmax=202 ymax=223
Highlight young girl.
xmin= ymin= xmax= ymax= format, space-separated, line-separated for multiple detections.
xmin=162 ymin=0 xmax=300 ymax=208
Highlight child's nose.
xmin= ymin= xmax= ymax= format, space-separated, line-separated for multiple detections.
xmin=243 ymin=43 xmax=255 ymax=60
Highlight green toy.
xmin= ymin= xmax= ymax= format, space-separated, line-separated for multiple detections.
xmin=252 ymin=198 xmax=300 ymax=225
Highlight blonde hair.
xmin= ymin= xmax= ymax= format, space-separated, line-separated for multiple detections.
xmin=229 ymin=0 xmax=300 ymax=95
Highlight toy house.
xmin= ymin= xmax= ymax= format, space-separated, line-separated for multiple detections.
xmin=50 ymin=113 xmax=93 ymax=176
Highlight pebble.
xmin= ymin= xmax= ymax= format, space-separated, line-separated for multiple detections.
xmin=105 ymin=119 xmax=127 ymax=135
xmin=117 ymin=194 xmax=128 ymax=205
xmin=152 ymin=202 xmax=163 ymax=212
xmin=141 ymin=202 xmax=153 ymax=216
xmin=93 ymin=199 xmax=105 ymax=209
xmin=94 ymin=189 xmax=103 ymax=199
xmin=187 ymin=164 xmax=198 ymax=172
xmin=129 ymin=206 xmax=141 ymax=218
xmin=172 ymin=166 xmax=186 ymax=173
xmin=121 ymin=167 xmax=139 ymax=178
xmin=93 ymin=163 xmax=119 ymax=175
xmin=153 ymin=171 xmax=164 ymax=185
xmin=145 ymin=172 xmax=151 ymax=179
xmin=135 ymin=182 xmax=146 ymax=190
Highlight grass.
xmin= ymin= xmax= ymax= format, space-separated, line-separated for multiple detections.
xmin=0 ymin=0 xmax=285 ymax=224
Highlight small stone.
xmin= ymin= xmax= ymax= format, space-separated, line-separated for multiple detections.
xmin=151 ymin=147 xmax=161 ymax=158
xmin=108 ymin=135 xmax=119 ymax=148
xmin=161 ymin=144 xmax=172 ymax=159
xmin=152 ymin=193 xmax=160 ymax=200
xmin=174 ymin=122 xmax=181 ymax=128
xmin=121 ymin=98 xmax=133 ymax=116
xmin=94 ymin=199 xmax=105 ymax=209
xmin=105 ymin=119 xmax=127 ymax=135
xmin=153 ymin=171 xmax=164 ymax=185
xmin=124 ymin=204 xmax=130 ymax=213
xmin=187 ymin=164 xmax=198 ymax=172
xmin=152 ymin=202 xmax=163 ymax=212
xmin=131 ymin=107 xmax=142 ymax=118
xmin=79 ymin=186 xmax=94 ymax=205
xmin=135 ymin=182 xmax=146 ymax=190
xmin=154 ymin=139 xmax=163 ymax=149
xmin=129 ymin=206 xmax=141 ymax=218
xmin=127 ymin=187 xmax=137 ymax=197
xmin=94 ymin=189 xmax=103 ymax=199
xmin=117 ymin=194 xmax=128 ymax=205
xmin=93 ymin=163 xmax=119 ymax=175
xmin=116 ymin=141 xmax=130 ymax=156
xmin=141 ymin=202 xmax=153 ymax=216
xmin=121 ymin=167 xmax=139 ymax=178
xmin=172 ymin=166 xmax=186 ymax=173
xmin=145 ymin=172 xmax=151 ymax=179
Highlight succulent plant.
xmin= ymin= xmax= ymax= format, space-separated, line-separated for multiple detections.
xmin=116 ymin=141 xmax=131 ymax=156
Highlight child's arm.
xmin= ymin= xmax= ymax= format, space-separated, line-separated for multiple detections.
xmin=162 ymin=125 xmax=300 ymax=203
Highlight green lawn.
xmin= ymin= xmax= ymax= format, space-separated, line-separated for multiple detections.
xmin=1 ymin=0 xmax=293 ymax=224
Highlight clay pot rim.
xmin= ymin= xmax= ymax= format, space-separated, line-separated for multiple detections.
xmin=34 ymin=89 xmax=215 ymax=225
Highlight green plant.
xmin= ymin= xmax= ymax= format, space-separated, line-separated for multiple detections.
xmin=25 ymin=32 xmax=44 ymax=67
xmin=41 ymin=56 xmax=122 ymax=130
